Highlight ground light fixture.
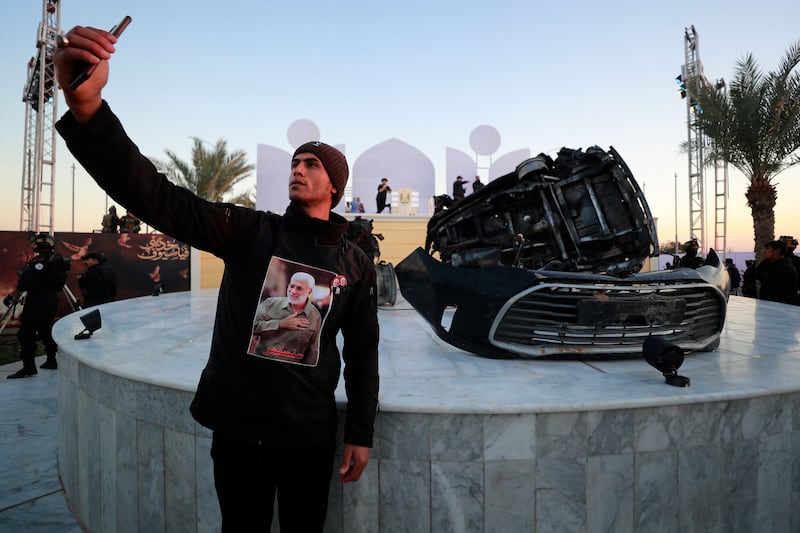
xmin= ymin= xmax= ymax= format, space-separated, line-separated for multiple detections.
xmin=643 ymin=335 xmax=690 ymax=387
xmin=74 ymin=309 xmax=101 ymax=340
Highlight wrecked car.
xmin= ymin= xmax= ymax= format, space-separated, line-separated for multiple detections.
xmin=395 ymin=146 xmax=728 ymax=358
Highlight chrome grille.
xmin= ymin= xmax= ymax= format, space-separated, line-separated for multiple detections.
xmin=490 ymin=281 xmax=725 ymax=355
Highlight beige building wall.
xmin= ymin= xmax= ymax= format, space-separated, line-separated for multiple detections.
xmin=196 ymin=215 xmax=430 ymax=289
xmin=361 ymin=215 xmax=429 ymax=266
xmin=198 ymin=250 xmax=225 ymax=290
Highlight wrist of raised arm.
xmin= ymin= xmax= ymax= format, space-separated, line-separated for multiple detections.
xmin=64 ymin=93 xmax=104 ymax=123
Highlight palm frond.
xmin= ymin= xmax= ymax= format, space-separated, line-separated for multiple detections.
xmin=690 ymin=42 xmax=800 ymax=183
xmin=161 ymin=137 xmax=255 ymax=202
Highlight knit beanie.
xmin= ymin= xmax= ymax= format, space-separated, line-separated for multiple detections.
xmin=293 ymin=141 xmax=349 ymax=208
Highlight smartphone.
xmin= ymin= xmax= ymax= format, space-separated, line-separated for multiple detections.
xmin=110 ymin=15 xmax=132 ymax=37
xmin=68 ymin=15 xmax=132 ymax=90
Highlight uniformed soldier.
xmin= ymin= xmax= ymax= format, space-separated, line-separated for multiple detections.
xmin=5 ymin=233 xmax=70 ymax=379
xmin=676 ymin=239 xmax=704 ymax=269
xmin=101 ymin=205 xmax=120 ymax=233
xmin=118 ymin=210 xmax=141 ymax=233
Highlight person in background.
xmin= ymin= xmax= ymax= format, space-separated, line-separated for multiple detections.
xmin=5 ymin=233 xmax=70 ymax=377
xmin=724 ymin=257 xmax=741 ymax=296
xmin=755 ymin=239 xmax=798 ymax=304
xmin=779 ymin=235 xmax=800 ymax=303
xmin=742 ymin=259 xmax=758 ymax=297
xmin=472 ymin=175 xmax=485 ymax=193
xmin=376 ymin=178 xmax=391 ymax=213
xmin=119 ymin=209 xmax=141 ymax=233
xmin=452 ymin=175 xmax=466 ymax=202
xmin=350 ymin=197 xmax=364 ymax=213
xmin=101 ymin=205 xmax=119 ymax=233
xmin=676 ymin=239 xmax=704 ymax=269
xmin=78 ymin=251 xmax=117 ymax=307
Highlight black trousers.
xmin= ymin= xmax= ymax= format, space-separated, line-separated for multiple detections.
xmin=211 ymin=430 xmax=336 ymax=533
xmin=17 ymin=315 xmax=57 ymax=368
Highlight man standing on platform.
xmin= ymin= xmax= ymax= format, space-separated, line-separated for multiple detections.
xmin=472 ymin=175 xmax=485 ymax=193
xmin=101 ymin=205 xmax=119 ymax=232
xmin=452 ymin=175 xmax=466 ymax=202
xmin=118 ymin=209 xmax=141 ymax=233
xmin=54 ymin=24 xmax=378 ymax=532
xmin=376 ymin=177 xmax=391 ymax=213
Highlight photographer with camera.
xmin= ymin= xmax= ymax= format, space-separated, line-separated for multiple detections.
xmin=78 ymin=252 xmax=117 ymax=308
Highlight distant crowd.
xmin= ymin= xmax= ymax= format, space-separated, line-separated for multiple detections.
xmin=670 ymin=236 xmax=800 ymax=305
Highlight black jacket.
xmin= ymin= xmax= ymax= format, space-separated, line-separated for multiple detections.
xmin=755 ymin=257 xmax=799 ymax=305
xmin=18 ymin=251 xmax=69 ymax=320
xmin=726 ymin=265 xmax=741 ymax=290
xmin=78 ymin=263 xmax=117 ymax=307
xmin=56 ymin=102 xmax=379 ymax=447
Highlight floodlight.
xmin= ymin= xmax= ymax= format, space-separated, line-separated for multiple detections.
xmin=74 ymin=309 xmax=101 ymax=340
xmin=643 ymin=336 xmax=690 ymax=387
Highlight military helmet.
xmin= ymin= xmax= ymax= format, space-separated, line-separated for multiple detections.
xmin=779 ymin=235 xmax=798 ymax=249
xmin=31 ymin=232 xmax=55 ymax=252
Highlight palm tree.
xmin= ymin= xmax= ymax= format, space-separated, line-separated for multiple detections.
xmin=156 ymin=137 xmax=255 ymax=204
xmin=688 ymin=41 xmax=800 ymax=259
xmin=227 ymin=190 xmax=256 ymax=209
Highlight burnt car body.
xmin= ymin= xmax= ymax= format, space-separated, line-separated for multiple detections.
xmin=395 ymin=146 xmax=728 ymax=358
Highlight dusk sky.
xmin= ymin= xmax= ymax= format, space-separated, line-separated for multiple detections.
xmin=1 ymin=0 xmax=799 ymax=253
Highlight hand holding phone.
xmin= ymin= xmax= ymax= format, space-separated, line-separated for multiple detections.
xmin=68 ymin=16 xmax=132 ymax=90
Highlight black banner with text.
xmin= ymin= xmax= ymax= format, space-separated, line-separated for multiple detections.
xmin=0 ymin=231 xmax=191 ymax=326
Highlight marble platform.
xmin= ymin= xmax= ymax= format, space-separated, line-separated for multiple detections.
xmin=52 ymin=291 xmax=800 ymax=532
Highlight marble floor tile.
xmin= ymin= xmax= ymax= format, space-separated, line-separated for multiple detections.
xmin=0 ymin=357 xmax=82 ymax=531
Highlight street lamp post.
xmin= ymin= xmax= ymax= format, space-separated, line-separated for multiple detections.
xmin=674 ymin=172 xmax=679 ymax=255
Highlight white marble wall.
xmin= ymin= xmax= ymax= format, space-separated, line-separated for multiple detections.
xmin=57 ymin=353 xmax=800 ymax=532
xmin=53 ymin=293 xmax=800 ymax=532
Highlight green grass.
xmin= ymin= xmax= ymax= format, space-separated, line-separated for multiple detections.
xmin=0 ymin=334 xmax=46 ymax=366
xmin=0 ymin=329 xmax=52 ymax=365
xmin=1 ymin=329 xmax=55 ymax=366
xmin=0 ymin=336 xmax=20 ymax=366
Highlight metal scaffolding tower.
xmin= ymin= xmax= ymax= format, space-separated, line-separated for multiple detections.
xmin=712 ymin=142 xmax=729 ymax=254
xmin=680 ymin=25 xmax=728 ymax=254
xmin=20 ymin=0 xmax=61 ymax=234
xmin=681 ymin=26 xmax=706 ymax=249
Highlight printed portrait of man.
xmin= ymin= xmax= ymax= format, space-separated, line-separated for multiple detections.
xmin=249 ymin=258 xmax=334 ymax=366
